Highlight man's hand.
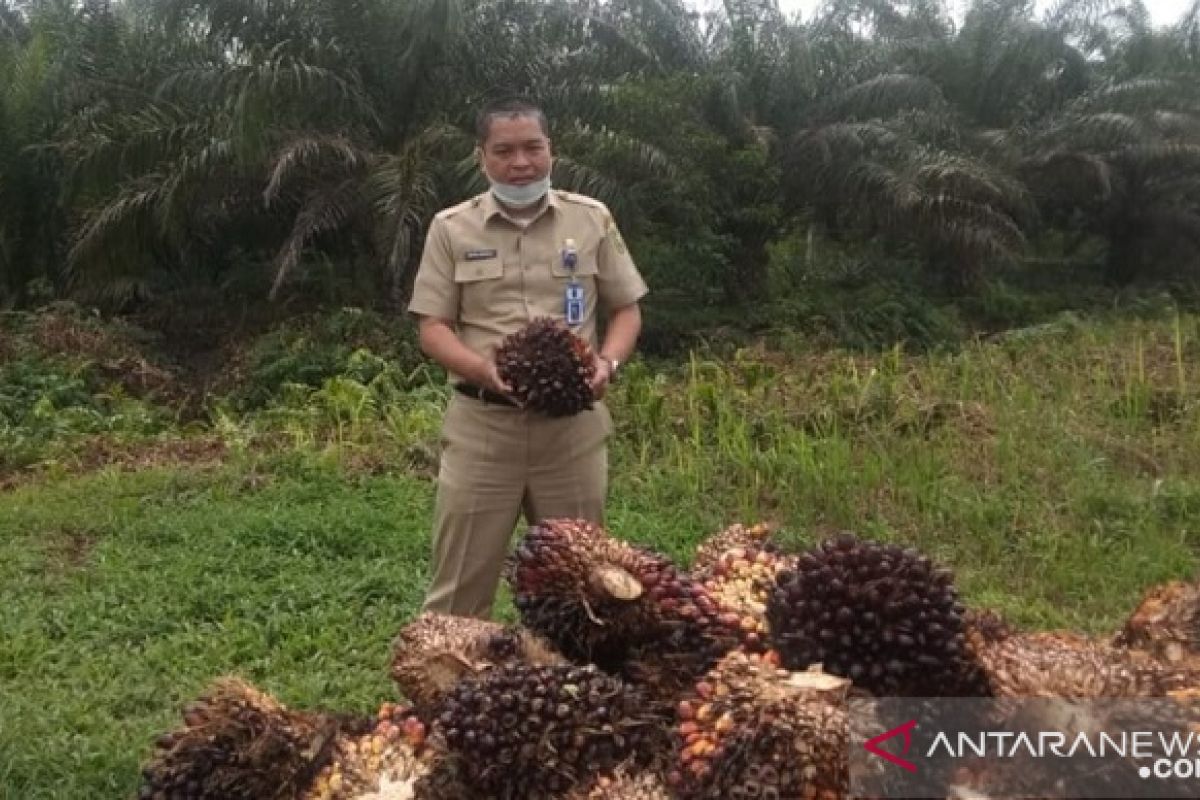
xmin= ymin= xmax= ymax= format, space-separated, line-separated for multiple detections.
xmin=474 ymin=358 xmax=515 ymax=398
xmin=589 ymin=354 xmax=613 ymax=400
xmin=418 ymin=316 xmax=516 ymax=400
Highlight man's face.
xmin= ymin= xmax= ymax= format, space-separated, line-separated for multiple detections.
xmin=479 ymin=113 xmax=552 ymax=185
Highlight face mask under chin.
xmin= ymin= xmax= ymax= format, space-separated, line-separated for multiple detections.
xmin=488 ymin=175 xmax=552 ymax=208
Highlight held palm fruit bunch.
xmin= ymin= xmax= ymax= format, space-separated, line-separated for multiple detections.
xmin=1112 ymin=579 xmax=1200 ymax=666
xmin=139 ymin=677 xmax=368 ymax=800
xmin=691 ymin=523 xmax=794 ymax=653
xmin=669 ymin=650 xmax=855 ymax=800
xmin=508 ymin=518 xmax=752 ymax=693
xmin=390 ymin=611 xmax=566 ymax=718
xmin=427 ymin=662 xmax=668 ymax=799
xmin=766 ymin=532 xmax=973 ymax=696
xmin=301 ymin=702 xmax=432 ymax=800
xmin=495 ymin=317 xmax=595 ymax=416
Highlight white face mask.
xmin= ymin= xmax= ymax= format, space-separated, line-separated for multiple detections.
xmin=488 ymin=174 xmax=552 ymax=208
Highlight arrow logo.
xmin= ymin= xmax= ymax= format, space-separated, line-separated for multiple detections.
xmin=863 ymin=718 xmax=919 ymax=772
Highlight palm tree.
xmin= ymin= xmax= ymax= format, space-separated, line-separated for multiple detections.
xmin=1020 ymin=75 xmax=1200 ymax=283
xmin=55 ymin=0 xmax=680 ymax=307
xmin=778 ymin=0 xmax=1035 ymax=288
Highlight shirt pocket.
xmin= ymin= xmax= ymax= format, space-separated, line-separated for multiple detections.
xmin=453 ymin=257 xmax=504 ymax=283
xmin=453 ymin=257 xmax=504 ymax=319
xmin=550 ymin=250 xmax=599 ymax=279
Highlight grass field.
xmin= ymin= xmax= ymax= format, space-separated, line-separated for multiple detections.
xmin=2 ymin=310 xmax=1199 ymax=798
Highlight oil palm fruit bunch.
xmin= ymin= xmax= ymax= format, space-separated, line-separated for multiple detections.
xmin=139 ymin=677 xmax=368 ymax=800
xmin=495 ymin=317 xmax=596 ymax=417
xmin=427 ymin=662 xmax=667 ymax=798
xmin=766 ymin=532 xmax=971 ymax=696
xmin=964 ymin=609 xmax=1200 ymax=697
xmin=1112 ymin=580 xmax=1200 ymax=665
xmin=509 ymin=518 xmax=751 ymax=681
xmin=507 ymin=517 xmax=677 ymax=665
xmin=565 ymin=764 xmax=673 ymax=799
xmin=301 ymin=702 xmax=431 ymax=800
xmin=692 ymin=525 xmax=793 ymax=654
xmin=668 ymin=650 xmax=855 ymax=800
xmin=691 ymin=522 xmax=777 ymax=577
xmin=390 ymin=611 xmax=565 ymax=718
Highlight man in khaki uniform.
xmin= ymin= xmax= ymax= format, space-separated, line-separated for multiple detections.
xmin=408 ymin=97 xmax=649 ymax=618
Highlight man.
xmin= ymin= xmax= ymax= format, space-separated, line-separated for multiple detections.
xmin=408 ymin=97 xmax=649 ymax=618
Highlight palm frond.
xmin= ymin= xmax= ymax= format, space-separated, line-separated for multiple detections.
xmin=1044 ymin=111 xmax=1150 ymax=150
xmin=1025 ymin=150 xmax=1114 ymax=200
xmin=67 ymin=175 xmax=165 ymax=277
xmin=264 ymin=133 xmax=369 ymax=206
xmin=1070 ymin=78 xmax=1200 ymax=115
xmin=366 ymin=125 xmax=462 ymax=279
xmin=825 ymin=72 xmax=948 ymax=122
xmin=1111 ymin=142 xmax=1200 ymax=175
xmin=269 ymin=177 xmax=362 ymax=300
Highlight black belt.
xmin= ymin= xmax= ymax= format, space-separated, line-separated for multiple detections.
xmin=454 ymin=382 xmax=518 ymax=407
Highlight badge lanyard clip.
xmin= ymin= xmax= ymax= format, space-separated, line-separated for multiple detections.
xmin=562 ymin=238 xmax=584 ymax=327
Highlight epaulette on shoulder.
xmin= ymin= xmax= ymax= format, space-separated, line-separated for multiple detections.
xmin=554 ymin=190 xmax=608 ymax=212
xmin=435 ymin=194 xmax=484 ymax=221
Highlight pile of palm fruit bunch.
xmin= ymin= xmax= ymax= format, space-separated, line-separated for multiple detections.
xmin=764 ymin=531 xmax=987 ymax=697
xmin=139 ymin=518 xmax=1200 ymax=800
xmin=1112 ymin=579 xmax=1200 ymax=665
xmin=667 ymin=649 xmax=859 ymax=800
xmin=419 ymin=662 xmax=669 ymax=798
xmin=494 ymin=317 xmax=596 ymax=416
xmin=504 ymin=517 xmax=760 ymax=699
xmin=138 ymin=678 xmax=432 ymax=800
xmin=389 ymin=611 xmax=567 ymax=718
xmin=690 ymin=522 xmax=795 ymax=652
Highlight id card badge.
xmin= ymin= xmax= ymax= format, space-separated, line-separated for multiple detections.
xmin=565 ymin=282 xmax=584 ymax=326
xmin=562 ymin=238 xmax=584 ymax=327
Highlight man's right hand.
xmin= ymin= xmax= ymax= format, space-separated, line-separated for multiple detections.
xmin=473 ymin=358 xmax=515 ymax=398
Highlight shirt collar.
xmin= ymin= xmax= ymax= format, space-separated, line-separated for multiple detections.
xmin=481 ymin=188 xmax=560 ymax=225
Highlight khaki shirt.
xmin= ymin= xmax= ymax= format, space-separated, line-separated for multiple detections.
xmin=408 ymin=189 xmax=649 ymax=381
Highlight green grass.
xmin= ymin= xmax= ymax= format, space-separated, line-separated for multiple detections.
xmin=2 ymin=311 xmax=1200 ymax=797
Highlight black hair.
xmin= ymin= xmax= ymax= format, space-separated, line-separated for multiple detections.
xmin=475 ymin=97 xmax=549 ymax=144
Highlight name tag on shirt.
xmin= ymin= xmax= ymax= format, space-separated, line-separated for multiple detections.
xmin=464 ymin=249 xmax=497 ymax=261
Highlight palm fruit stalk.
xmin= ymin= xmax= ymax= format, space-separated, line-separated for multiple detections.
xmin=508 ymin=518 xmax=752 ymax=688
xmin=301 ymin=702 xmax=432 ymax=800
xmin=390 ymin=611 xmax=565 ymax=718
xmin=766 ymin=532 xmax=976 ymax=696
xmin=426 ymin=662 xmax=669 ymax=799
xmin=139 ymin=677 xmax=370 ymax=800
xmin=1112 ymin=579 xmax=1200 ymax=665
xmin=691 ymin=524 xmax=794 ymax=654
xmin=495 ymin=317 xmax=596 ymax=417
xmin=668 ymin=650 xmax=856 ymax=800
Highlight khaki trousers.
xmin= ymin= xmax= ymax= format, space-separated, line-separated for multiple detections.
xmin=421 ymin=394 xmax=613 ymax=618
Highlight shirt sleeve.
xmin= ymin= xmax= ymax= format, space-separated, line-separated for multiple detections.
xmin=407 ymin=216 xmax=460 ymax=321
xmin=595 ymin=211 xmax=649 ymax=310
